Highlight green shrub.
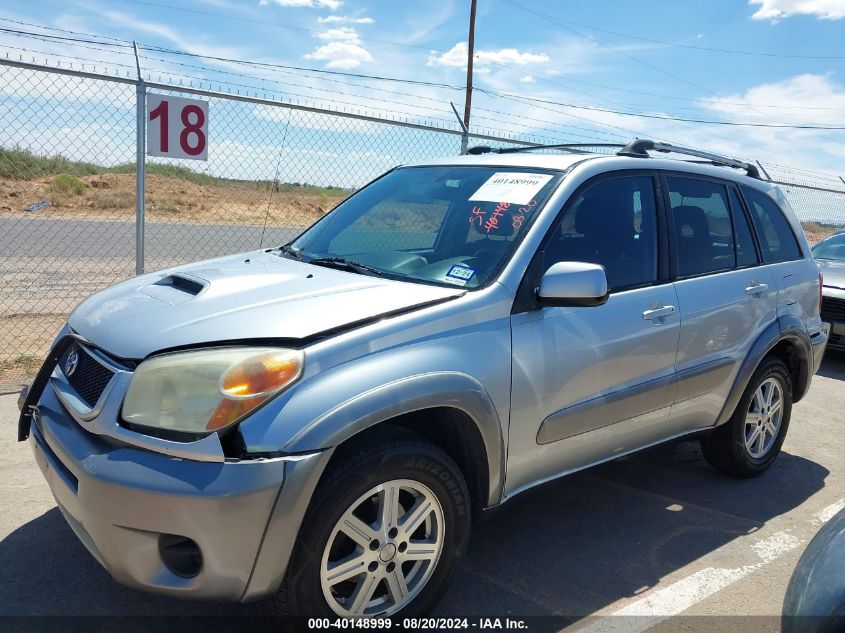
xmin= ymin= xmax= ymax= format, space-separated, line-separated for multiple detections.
xmin=0 ymin=147 xmax=101 ymax=179
xmin=48 ymin=174 xmax=87 ymax=195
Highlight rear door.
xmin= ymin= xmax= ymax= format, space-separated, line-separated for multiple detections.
xmin=507 ymin=172 xmax=681 ymax=495
xmin=664 ymin=174 xmax=777 ymax=434
xmin=739 ymin=185 xmax=811 ymax=325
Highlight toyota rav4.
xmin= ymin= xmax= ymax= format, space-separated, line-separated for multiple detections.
xmin=18 ymin=139 xmax=829 ymax=617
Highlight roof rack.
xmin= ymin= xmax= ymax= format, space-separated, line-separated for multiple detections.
xmin=466 ymin=143 xmax=623 ymax=155
xmin=466 ymin=138 xmax=760 ymax=179
xmin=618 ymin=139 xmax=760 ymax=179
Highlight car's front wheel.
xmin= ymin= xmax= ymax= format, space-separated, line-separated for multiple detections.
xmin=276 ymin=429 xmax=471 ymax=617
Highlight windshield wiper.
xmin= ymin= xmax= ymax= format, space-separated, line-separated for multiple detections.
xmin=276 ymin=244 xmax=303 ymax=260
xmin=307 ymin=256 xmax=383 ymax=276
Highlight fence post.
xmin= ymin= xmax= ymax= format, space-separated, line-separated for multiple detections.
xmin=450 ymin=101 xmax=469 ymax=155
xmin=133 ymin=42 xmax=146 ymax=275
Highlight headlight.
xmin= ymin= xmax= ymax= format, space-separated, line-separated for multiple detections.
xmin=122 ymin=347 xmax=303 ymax=435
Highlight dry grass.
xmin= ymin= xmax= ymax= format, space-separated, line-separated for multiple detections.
xmin=0 ymin=172 xmax=347 ymax=226
xmin=801 ymin=221 xmax=839 ymax=245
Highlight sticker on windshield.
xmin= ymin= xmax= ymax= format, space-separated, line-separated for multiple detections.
xmin=469 ymin=172 xmax=553 ymax=205
xmin=445 ymin=264 xmax=476 ymax=286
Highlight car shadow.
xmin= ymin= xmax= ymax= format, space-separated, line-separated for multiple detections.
xmin=436 ymin=441 xmax=828 ymax=618
xmin=0 ymin=441 xmax=828 ymax=623
xmin=817 ymin=350 xmax=845 ymax=381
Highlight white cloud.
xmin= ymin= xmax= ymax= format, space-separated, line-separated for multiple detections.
xmin=427 ymin=42 xmax=550 ymax=70
xmin=304 ymin=42 xmax=373 ymax=68
xmin=519 ymin=75 xmax=536 ymax=83
xmin=702 ymin=73 xmax=845 ymax=125
xmin=304 ymin=26 xmax=373 ymax=69
xmin=259 ymin=0 xmax=343 ymax=9
xmin=749 ymin=0 xmax=845 ymax=20
xmin=478 ymin=48 xmax=550 ymax=66
xmin=318 ymin=15 xmax=374 ymax=24
xmin=315 ymin=26 xmax=359 ymax=42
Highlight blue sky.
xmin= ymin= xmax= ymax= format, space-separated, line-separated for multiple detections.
xmin=2 ymin=0 xmax=845 ymax=177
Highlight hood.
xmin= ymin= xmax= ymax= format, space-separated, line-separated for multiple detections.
xmin=68 ymin=251 xmax=465 ymax=359
xmin=818 ymin=258 xmax=845 ymax=290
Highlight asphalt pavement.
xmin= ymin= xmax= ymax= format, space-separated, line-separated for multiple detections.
xmin=0 ymin=216 xmax=300 ymax=261
xmin=1 ymin=353 xmax=843 ymax=632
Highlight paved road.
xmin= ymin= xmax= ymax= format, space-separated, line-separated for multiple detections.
xmin=0 ymin=216 xmax=300 ymax=262
xmin=0 ymin=218 xmax=301 ymax=355
xmin=1 ymin=353 xmax=844 ymax=632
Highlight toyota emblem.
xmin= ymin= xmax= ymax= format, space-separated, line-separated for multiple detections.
xmin=64 ymin=348 xmax=80 ymax=377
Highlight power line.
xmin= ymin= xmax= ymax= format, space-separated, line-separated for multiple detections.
xmin=477 ymin=88 xmax=845 ymax=130
xmin=130 ymin=40 xmax=845 ymax=129
xmin=0 ymin=25 xmax=467 ymax=91
xmin=499 ymin=0 xmax=845 ymax=60
xmin=143 ymin=44 xmax=467 ymax=91
xmin=12 ymin=14 xmax=843 ymax=114
xmin=484 ymin=57 xmax=845 ymax=113
xmin=0 ymin=17 xmax=130 ymax=44
xmin=501 ymin=0 xmax=716 ymax=98
xmin=117 ymin=0 xmax=436 ymax=53
xmin=4 ymin=22 xmax=845 ymax=133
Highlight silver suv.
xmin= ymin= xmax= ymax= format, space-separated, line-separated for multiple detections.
xmin=17 ymin=140 xmax=829 ymax=617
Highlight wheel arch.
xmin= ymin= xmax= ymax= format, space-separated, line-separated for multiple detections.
xmin=716 ymin=315 xmax=812 ymax=426
xmin=283 ymin=371 xmax=506 ymax=509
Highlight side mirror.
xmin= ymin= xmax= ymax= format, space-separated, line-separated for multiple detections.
xmin=537 ymin=261 xmax=609 ymax=307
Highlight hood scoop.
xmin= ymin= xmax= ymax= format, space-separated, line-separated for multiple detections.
xmin=140 ymin=274 xmax=207 ymax=305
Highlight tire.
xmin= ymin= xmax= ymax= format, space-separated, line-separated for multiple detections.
xmin=274 ymin=428 xmax=471 ymax=617
xmin=701 ymin=356 xmax=792 ymax=478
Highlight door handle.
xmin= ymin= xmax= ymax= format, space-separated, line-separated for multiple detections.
xmin=643 ymin=305 xmax=676 ymax=321
xmin=746 ymin=283 xmax=769 ymax=296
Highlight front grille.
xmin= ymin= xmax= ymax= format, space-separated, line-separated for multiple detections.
xmin=829 ymin=332 xmax=845 ymax=350
xmin=58 ymin=343 xmax=115 ymax=408
xmin=821 ymin=296 xmax=845 ymax=324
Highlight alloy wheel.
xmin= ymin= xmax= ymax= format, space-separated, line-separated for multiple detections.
xmin=320 ymin=479 xmax=444 ymax=617
xmin=744 ymin=377 xmax=784 ymax=459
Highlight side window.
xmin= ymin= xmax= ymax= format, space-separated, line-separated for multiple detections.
xmin=545 ymin=175 xmax=658 ymax=291
xmin=740 ymin=186 xmax=802 ymax=263
xmin=666 ymin=177 xmax=735 ymax=276
xmin=729 ymin=186 xmax=759 ymax=267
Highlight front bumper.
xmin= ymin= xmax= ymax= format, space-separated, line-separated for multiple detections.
xmin=28 ymin=384 xmax=329 ymax=601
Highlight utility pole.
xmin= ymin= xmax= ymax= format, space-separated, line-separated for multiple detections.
xmin=461 ymin=0 xmax=477 ymax=154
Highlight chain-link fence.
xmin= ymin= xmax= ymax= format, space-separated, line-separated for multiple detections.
xmin=2 ymin=58 xmax=845 ymax=391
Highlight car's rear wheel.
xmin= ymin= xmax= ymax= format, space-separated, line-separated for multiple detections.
xmin=275 ymin=429 xmax=471 ymax=617
xmin=701 ymin=356 xmax=792 ymax=477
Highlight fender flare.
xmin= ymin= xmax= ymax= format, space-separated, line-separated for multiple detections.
xmin=283 ymin=371 xmax=506 ymax=507
xmin=716 ymin=315 xmax=812 ymax=426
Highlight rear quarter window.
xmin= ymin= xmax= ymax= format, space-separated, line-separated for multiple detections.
xmin=740 ymin=186 xmax=802 ymax=263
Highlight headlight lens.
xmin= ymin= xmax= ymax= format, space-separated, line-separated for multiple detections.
xmin=122 ymin=347 xmax=303 ymax=435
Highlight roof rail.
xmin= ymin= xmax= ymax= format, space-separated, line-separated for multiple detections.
xmin=617 ymin=139 xmax=760 ymax=179
xmin=464 ymin=138 xmax=760 ymax=179
xmin=467 ymin=143 xmax=623 ymax=155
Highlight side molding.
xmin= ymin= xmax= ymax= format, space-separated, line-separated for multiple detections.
xmin=537 ymin=374 xmax=675 ymax=444
xmin=283 ymin=371 xmax=506 ymax=508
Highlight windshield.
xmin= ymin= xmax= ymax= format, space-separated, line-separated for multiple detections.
xmin=812 ymin=233 xmax=845 ymax=261
xmin=288 ymin=166 xmax=561 ymax=288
